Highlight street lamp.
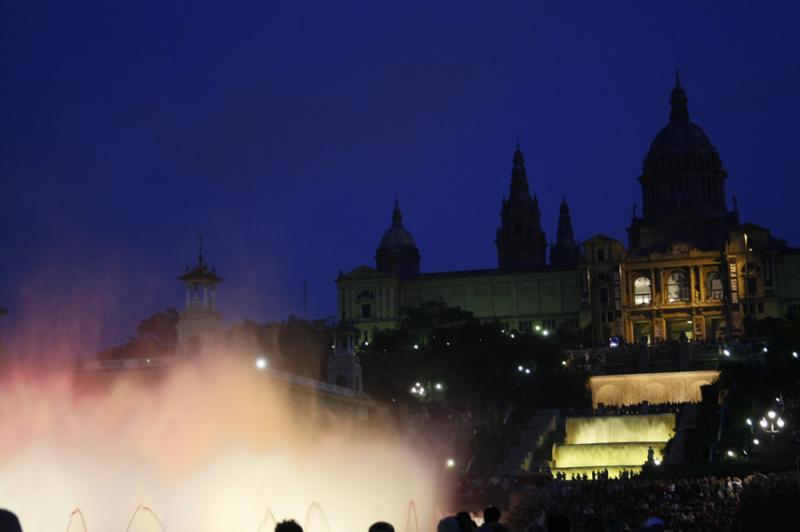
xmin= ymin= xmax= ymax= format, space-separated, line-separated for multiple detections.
xmin=759 ymin=410 xmax=786 ymax=443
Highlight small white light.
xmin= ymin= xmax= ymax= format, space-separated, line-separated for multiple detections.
xmin=445 ymin=458 xmax=455 ymax=468
xmin=535 ymin=325 xmax=541 ymax=331
xmin=517 ymin=365 xmax=524 ymax=372
xmin=768 ymin=411 xmax=776 ymax=419
xmin=500 ymin=329 xmax=505 ymax=333
xmin=753 ymin=438 xmax=760 ymax=445
xmin=763 ymin=347 xmax=768 ymax=353
xmin=775 ymin=397 xmax=781 ymax=403
xmin=415 ymin=382 xmax=421 ymax=387
xmin=364 ymin=341 xmax=369 ymax=346
xmin=413 ymin=344 xmax=419 ymax=350
xmin=543 ymin=330 xmax=549 ymax=336
xmin=760 ymin=418 xmax=768 ymax=428
xmin=726 ymin=450 xmax=735 ymax=457
xmin=255 ymin=357 xmax=268 ymax=370
xmin=777 ymin=418 xmax=785 ymax=428
xmin=654 ymin=459 xmax=662 ymax=466
xmin=145 ymin=358 xmax=151 ymax=364
xmin=525 ymin=368 xmax=531 ymax=374
xmin=561 ymin=360 xmax=567 ymax=366
xmin=746 ymin=418 xmax=752 ymax=426
xmin=510 ymin=333 xmax=515 ymax=339
xmin=686 ymin=320 xmax=692 ymax=324
xmin=793 ymin=351 xmax=798 ymax=359
xmin=435 ymin=383 xmax=443 ymax=391
xmin=410 ymin=387 xmax=416 ymax=393
xmin=446 ymin=341 xmax=451 ymax=347
xmin=331 ymin=344 xmax=335 ymax=349
xmin=723 ymin=349 xmax=731 ymax=357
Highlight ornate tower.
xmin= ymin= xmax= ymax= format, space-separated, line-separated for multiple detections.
xmin=496 ymin=144 xmax=547 ymax=269
xmin=375 ymin=198 xmax=421 ymax=276
xmin=550 ymin=195 xmax=580 ymax=267
xmin=176 ymin=237 xmax=224 ymax=356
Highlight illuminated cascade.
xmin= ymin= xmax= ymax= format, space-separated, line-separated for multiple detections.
xmin=551 ymin=413 xmax=676 ymax=479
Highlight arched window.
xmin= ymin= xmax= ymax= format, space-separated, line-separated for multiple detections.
xmin=667 ymin=270 xmax=690 ymax=303
xmin=634 ymin=276 xmax=652 ymax=305
xmin=706 ymin=272 xmax=724 ymax=301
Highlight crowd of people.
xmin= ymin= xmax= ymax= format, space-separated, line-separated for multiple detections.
xmin=594 ymin=401 xmax=684 ymax=416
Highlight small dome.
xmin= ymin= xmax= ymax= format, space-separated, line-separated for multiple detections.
xmin=376 ymin=202 xmax=419 ymax=254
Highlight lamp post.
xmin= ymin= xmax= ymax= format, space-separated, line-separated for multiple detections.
xmin=758 ymin=410 xmax=785 ymax=444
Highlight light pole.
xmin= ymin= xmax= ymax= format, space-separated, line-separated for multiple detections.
xmin=758 ymin=410 xmax=785 ymax=444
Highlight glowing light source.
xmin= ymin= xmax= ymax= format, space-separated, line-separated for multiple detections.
xmin=255 ymin=357 xmax=268 ymax=370
xmin=777 ymin=418 xmax=785 ymax=428
xmin=517 ymin=365 xmax=524 ymax=372
xmin=768 ymin=410 xmax=776 ymax=419
xmin=723 ymin=349 xmax=731 ymax=357
xmin=753 ymin=438 xmax=760 ymax=445
xmin=445 ymin=458 xmax=455 ymax=468
xmin=542 ymin=330 xmax=549 ymax=336
xmin=726 ymin=450 xmax=735 ymax=457
xmin=561 ymin=360 xmax=567 ymax=366
xmin=509 ymin=333 xmax=515 ymax=339
xmin=759 ymin=418 xmax=768 ymax=428
xmin=763 ymin=346 xmax=768 ymax=353
xmin=525 ymin=368 xmax=531 ymax=374
xmin=653 ymin=458 xmax=662 ymax=466
xmin=534 ymin=325 xmax=541 ymax=331
xmin=413 ymin=344 xmax=419 ymax=350
xmin=746 ymin=418 xmax=752 ymax=426
xmin=434 ymin=383 xmax=443 ymax=391
xmin=793 ymin=351 xmax=798 ymax=359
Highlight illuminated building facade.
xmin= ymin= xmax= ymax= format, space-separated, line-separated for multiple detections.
xmin=337 ymin=76 xmax=800 ymax=344
xmin=584 ymin=75 xmax=800 ymax=343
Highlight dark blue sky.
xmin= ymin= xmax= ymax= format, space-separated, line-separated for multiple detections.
xmin=2 ymin=1 xmax=799 ymax=353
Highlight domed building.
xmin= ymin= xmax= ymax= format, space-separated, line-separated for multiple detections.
xmin=375 ymin=199 xmax=420 ymax=277
xmin=583 ymin=74 xmax=800 ymax=343
xmin=337 ymin=75 xmax=800 ymax=345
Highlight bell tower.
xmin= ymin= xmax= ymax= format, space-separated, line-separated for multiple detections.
xmin=176 ymin=237 xmax=224 ymax=356
xmin=496 ymin=143 xmax=547 ymax=269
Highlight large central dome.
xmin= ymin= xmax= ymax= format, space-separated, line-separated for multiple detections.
xmin=629 ymin=74 xmax=738 ymax=254
xmin=643 ymin=79 xmax=723 ymax=176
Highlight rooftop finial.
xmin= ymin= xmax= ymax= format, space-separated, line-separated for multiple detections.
xmin=198 ymin=234 xmax=204 ymax=266
xmin=670 ymin=71 xmax=689 ymax=122
xmin=392 ymin=197 xmax=402 ymax=226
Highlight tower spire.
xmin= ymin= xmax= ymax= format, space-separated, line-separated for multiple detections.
xmin=496 ymin=144 xmax=547 ymax=269
xmin=550 ymin=195 xmax=579 ymax=267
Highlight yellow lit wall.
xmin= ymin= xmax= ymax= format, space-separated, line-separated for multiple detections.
xmin=589 ymin=370 xmax=719 ymax=408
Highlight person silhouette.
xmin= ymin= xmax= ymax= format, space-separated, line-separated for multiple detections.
xmin=0 ymin=510 xmax=22 ymax=532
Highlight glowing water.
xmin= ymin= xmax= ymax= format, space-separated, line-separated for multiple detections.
xmin=552 ymin=414 xmax=675 ymax=479
xmin=0 ymin=357 xmax=439 ymax=531
xmin=565 ymin=414 xmax=675 ymax=444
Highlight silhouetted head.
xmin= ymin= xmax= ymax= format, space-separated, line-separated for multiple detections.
xmin=437 ymin=517 xmax=461 ymax=532
xmin=582 ymin=516 xmax=603 ymax=532
xmin=275 ymin=520 xmax=303 ymax=532
xmin=455 ymin=511 xmax=476 ymax=530
xmin=545 ymin=513 xmax=571 ymax=532
xmin=483 ymin=506 xmax=501 ymax=524
xmin=0 ymin=510 xmax=22 ymax=532
xmin=368 ymin=522 xmax=395 ymax=532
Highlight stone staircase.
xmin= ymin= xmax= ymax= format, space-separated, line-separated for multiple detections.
xmin=495 ymin=409 xmax=559 ymax=476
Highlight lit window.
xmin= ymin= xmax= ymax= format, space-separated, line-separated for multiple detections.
xmin=667 ymin=270 xmax=690 ymax=303
xmin=634 ymin=276 xmax=652 ymax=305
xmin=706 ymin=272 xmax=724 ymax=301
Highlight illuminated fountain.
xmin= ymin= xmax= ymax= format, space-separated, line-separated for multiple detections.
xmin=0 ymin=356 xmax=440 ymax=531
xmin=551 ymin=413 xmax=676 ymax=478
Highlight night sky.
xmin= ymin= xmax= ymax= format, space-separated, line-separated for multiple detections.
xmin=2 ymin=2 xmax=799 ymax=354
